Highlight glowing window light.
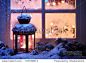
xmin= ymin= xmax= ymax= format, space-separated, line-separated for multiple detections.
xmin=50 ymin=23 xmax=53 ymax=26
xmin=11 ymin=38 xmax=13 ymax=40
xmin=58 ymin=2 xmax=61 ymax=5
xmin=45 ymin=34 xmax=48 ymax=37
xmin=72 ymin=25 xmax=75 ymax=28
xmin=11 ymin=25 xmax=12 ymax=27
xmin=64 ymin=26 xmax=67 ymax=29
xmin=45 ymin=0 xmax=48 ymax=2
xmin=47 ymin=2 xmax=50 ymax=6
xmin=56 ymin=37 xmax=58 ymax=38
xmin=49 ymin=33 xmax=52 ymax=35
xmin=52 ymin=2 xmax=56 ymax=6
xmin=51 ymin=30 xmax=54 ymax=33
xmin=40 ymin=1 xmax=41 ymax=4
xmin=11 ymin=27 xmax=12 ymax=29
xmin=49 ymin=37 xmax=51 ymax=38
xmin=61 ymin=1 xmax=65 ymax=3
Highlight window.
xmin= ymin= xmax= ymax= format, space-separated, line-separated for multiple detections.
xmin=11 ymin=0 xmax=42 ymax=9
xmin=45 ymin=13 xmax=76 ymax=38
xmin=10 ymin=0 xmax=76 ymax=40
xmin=45 ymin=0 xmax=76 ymax=9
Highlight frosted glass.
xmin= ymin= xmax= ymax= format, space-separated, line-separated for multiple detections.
xmin=45 ymin=13 xmax=76 ymax=38
xmin=11 ymin=0 xmax=42 ymax=9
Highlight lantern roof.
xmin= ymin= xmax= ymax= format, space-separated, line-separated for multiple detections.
xmin=17 ymin=13 xmax=31 ymax=20
xmin=12 ymin=23 xmax=37 ymax=34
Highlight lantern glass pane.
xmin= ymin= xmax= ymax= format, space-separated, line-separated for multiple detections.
xmin=45 ymin=0 xmax=76 ymax=9
xmin=45 ymin=13 xmax=76 ymax=38
xmin=11 ymin=0 xmax=42 ymax=9
xmin=10 ymin=13 xmax=42 ymax=40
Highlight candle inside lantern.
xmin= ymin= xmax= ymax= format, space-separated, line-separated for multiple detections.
xmin=20 ymin=35 xmax=23 ymax=47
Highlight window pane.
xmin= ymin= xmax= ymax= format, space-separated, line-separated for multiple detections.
xmin=11 ymin=0 xmax=42 ymax=9
xmin=45 ymin=0 xmax=76 ymax=9
xmin=10 ymin=13 xmax=42 ymax=40
xmin=45 ymin=13 xmax=76 ymax=38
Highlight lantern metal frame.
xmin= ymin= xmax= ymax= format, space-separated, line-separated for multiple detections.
xmin=13 ymin=31 xmax=35 ymax=53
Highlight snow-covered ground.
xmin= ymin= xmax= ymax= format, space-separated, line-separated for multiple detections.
xmin=0 ymin=40 xmax=86 ymax=59
xmin=0 ymin=52 xmax=86 ymax=59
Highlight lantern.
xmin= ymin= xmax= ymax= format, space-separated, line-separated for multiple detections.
xmin=12 ymin=6 xmax=37 ymax=53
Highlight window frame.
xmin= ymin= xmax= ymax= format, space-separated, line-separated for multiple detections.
xmin=6 ymin=0 xmax=81 ymax=42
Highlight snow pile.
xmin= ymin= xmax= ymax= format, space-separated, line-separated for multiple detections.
xmin=0 ymin=41 xmax=5 ymax=49
xmin=45 ymin=43 xmax=54 ymax=50
xmin=46 ymin=43 xmax=64 ymax=57
xmin=0 ymin=41 xmax=15 ymax=56
xmin=35 ymin=42 xmax=54 ymax=51
xmin=35 ymin=46 xmax=46 ymax=51
xmin=17 ymin=13 xmax=31 ymax=20
xmin=0 ymin=38 xmax=86 ymax=59
xmin=4 ymin=48 xmax=15 ymax=56
xmin=12 ymin=23 xmax=37 ymax=33
xmin=31 ymin=50 xmax=38 ymax=55
xmin=0 ymin=49 xmax=5 ymax=56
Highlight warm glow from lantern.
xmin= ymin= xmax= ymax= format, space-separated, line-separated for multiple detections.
xmin=14 ymin=35 xmax=15 ymax=37
xmin=21 ymin=43 xmax=23 ymax=44
xmin=32 ymin=35 xmax=34 ymax=38
xmin=47 ymin=2 xmax=50 ymax=6
xmin=72 ymin=25 xmax=75 ymax=28
xmin=23 ymin=36 xmax=25 ymax=39
xmin=18 ymin=40 xmax=19 ymax=43
xmin=21 ymin=44 xmax=26 ymax=48
xmin=29 ymin=42 xmax=31 ymax=45
xmin=52 ymin=2 xmax=56 ymax=6
xmin=18 ymin=37 xmax=20 ymax=39
xmin=21 ymin=42 xmax=32 ymax=48
xmin=61 ymin=1 xmax=65 ymax=3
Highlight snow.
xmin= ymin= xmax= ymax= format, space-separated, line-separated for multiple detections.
xmin=0 ymin=41 xmax=86 ymax=59
xmin=0 ymin=52 xmax=86 ymax=59
xmin=12 ymin=23 xmax=37 ymax=32
xmin=31 ymin=50 xmax=38 ymax=55
xmin=0 ymin=41 xmax=3 ymax=44
xmin=0 ymin=41 xmax=5 ymax=49
xmin=17 ymin=13 xmax=31 ymax=19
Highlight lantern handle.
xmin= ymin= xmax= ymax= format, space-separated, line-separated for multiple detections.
xmin=21 ymin=6 xmax=27 ymax=13
xmin=21 ymin=6 xmax=27 ymax=17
